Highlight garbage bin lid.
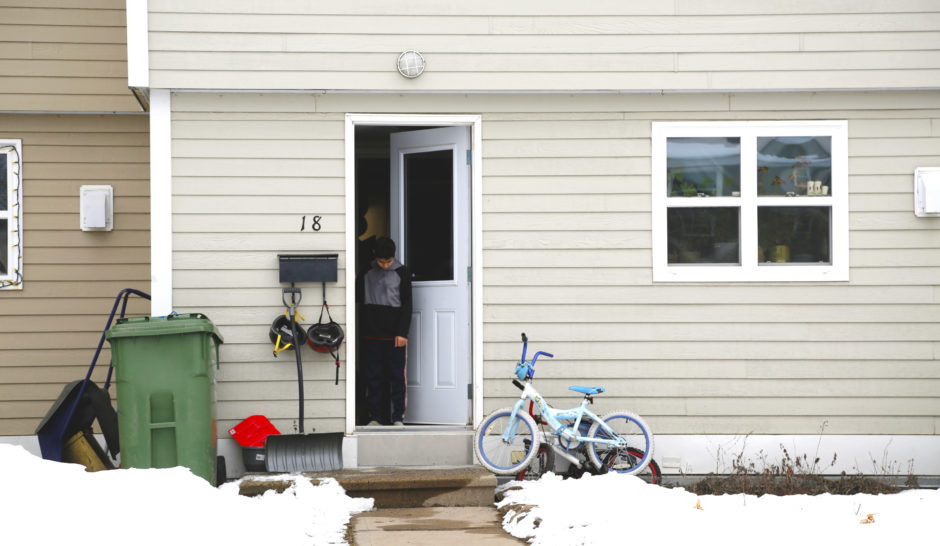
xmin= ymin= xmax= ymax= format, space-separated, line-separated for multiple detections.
xmin=105 ymin=313 xmax=224 ymax=344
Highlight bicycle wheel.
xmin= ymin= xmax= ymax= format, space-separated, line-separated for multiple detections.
xmin=604 ymin=448 xmax=661 ymax=484
xmin=474 ymin=407 xmax=540 ymax=475
xmin=586 ymin=410 xmax=654 ymax=473
xmin=516 ymin=441 xmax=555 ymax=481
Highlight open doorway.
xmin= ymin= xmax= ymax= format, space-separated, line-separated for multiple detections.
xmin=353 ymin=124 xmax=472 ymax=427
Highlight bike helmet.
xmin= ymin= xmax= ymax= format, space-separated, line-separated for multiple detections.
xmin=269 ymin=314 xmax=307 ymax=353
xmin=307 ymin=321 xmax=344 ymax=352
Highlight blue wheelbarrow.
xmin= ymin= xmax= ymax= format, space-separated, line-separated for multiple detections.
xmin=35 ymin=288 xmax=150 ymax=464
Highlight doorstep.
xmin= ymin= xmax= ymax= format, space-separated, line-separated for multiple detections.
xmin=354 ymin=425 xmax=474 ymax=466
xmin=238 ymin=465 xmax=497 ymax=508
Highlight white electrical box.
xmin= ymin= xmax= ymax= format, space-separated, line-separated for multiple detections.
xmin=80 ymin=185 xmax=113 ymax=231
xmin=914 ymin=168 xmax=940 ymax=218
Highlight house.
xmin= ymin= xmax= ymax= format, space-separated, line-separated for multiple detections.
xmin=134 ymin=0 xmax=940 ymax=475
xmin=0 ymin=0 xmax=150 ymax=451
xmin=5 ymin=1 xmax=939 ymax=477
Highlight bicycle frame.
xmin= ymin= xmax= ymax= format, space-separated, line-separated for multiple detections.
xmin=503 ymin=380 xmax=626 ymax=451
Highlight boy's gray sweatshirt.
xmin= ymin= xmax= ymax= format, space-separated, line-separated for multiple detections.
xmin=361 ymin=259 xmax=412 ymax=339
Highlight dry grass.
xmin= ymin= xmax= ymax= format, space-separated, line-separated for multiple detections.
xmin=679 ymin=445 xmax=915 ymax=496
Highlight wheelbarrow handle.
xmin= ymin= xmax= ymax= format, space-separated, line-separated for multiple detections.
xmin=96 ymin=288 xmax=150 ymax=390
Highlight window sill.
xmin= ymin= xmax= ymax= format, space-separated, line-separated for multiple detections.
xmin=653 ymin=263 xmax=848 ymax=283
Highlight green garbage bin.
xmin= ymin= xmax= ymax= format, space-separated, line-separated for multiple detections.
xmin=106 ymin=313 xmax=224 ymax=485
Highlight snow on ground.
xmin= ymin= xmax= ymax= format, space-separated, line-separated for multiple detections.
xmin=498 ymin=472 xmax=940 ymax=546
xmin=1 ymin=444 xmax=373 ymax=546
xmin=7 ymin=441 xmax=938 ymax=546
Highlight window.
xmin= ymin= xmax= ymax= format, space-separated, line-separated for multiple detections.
xmin=1 ymin=140 xmax=22 ymax=289
xmin=652 ymin=122 xmax=848 ymax=282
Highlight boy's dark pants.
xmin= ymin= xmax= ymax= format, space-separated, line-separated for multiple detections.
xmin=363 ymin=338 xmax=407 ymax=424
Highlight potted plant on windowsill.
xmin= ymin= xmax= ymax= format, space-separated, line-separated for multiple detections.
xmin=669 ymin=168 xmax=699 ymax=197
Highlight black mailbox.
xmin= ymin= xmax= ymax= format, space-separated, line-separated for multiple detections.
xmin=278 ymin=254 xmax=338 ymax=283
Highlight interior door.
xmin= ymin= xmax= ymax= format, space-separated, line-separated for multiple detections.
xmin=390 ymin=126 xmax=471 ymax=425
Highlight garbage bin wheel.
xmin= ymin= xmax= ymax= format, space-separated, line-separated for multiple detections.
xmin=216 ymin=455 xmax=226 ymax=486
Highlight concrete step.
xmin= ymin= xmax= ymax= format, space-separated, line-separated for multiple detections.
xmin=356 ymin=425 xmax=474 ymax=466
xmin=351 ymin=507 xmax=520 ymax=545
xmin=238 ymin=465 xmax=498 ymax=508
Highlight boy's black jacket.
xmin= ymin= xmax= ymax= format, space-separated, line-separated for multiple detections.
xmin=359 ymin=259 xmax=412 ymax=339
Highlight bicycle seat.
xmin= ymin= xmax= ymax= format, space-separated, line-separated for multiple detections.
xmin=569 ymin=386 xmax=605 ymax=395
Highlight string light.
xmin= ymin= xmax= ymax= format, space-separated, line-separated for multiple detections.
xmin=1 ymin=144 xmax=22 ymax=289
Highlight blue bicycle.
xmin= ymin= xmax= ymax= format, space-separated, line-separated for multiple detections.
xmin=474 ymin=333 xmax=655 ymax=476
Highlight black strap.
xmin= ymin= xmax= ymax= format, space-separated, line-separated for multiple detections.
xmin=317 ymin=299 xmax=336 ymax=326
xmin=318 ymin=287 xmax=341 ymax=385
xmin=325 ymin=346 xmax=338 ymax=385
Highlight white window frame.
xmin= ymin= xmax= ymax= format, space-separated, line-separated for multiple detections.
xmin=652 ymin=121 xmax=848 ymax=283
xmin=0 ymin=139 xmax=23 ymax=290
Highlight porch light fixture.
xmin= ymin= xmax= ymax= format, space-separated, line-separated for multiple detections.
xmin=397 ymin=50 xmax=426 ymax=79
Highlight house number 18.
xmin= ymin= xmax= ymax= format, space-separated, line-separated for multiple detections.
xmin=300 ymin=215 xmax=322 ymax=232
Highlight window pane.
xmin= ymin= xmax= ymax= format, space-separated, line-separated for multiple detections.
xmin=1 ymin=153 xmax=7 ymax=211
xmin=667 ymin=138 xmax=740 ymax=197
xmin=667 ymin=207 xmax=740 ymax=264
xmin=0 ymin=218 xmax=7 ymax=275
xmin=757 ymin=136 xmax=831 ymax=196
xmin=758 ymin=206 xmax=831 ymax=264
xmin=404 ymin=149 xmax=453 ymax=281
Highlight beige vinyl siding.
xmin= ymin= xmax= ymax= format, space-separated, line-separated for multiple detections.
xmin=471 ymin=91 xmax=940 ymax=435
xmin=170 ymin=94 xmax=347 ymax=434
xmin=171 ymin=89 xmax=940 ymax=437
xmin=0 ymin=113 xmax=150 ymax=435
xmin=148 ymin=1 xmax=940 ymax=92
xmin=0 ymin=0 xmax=140 ymax=112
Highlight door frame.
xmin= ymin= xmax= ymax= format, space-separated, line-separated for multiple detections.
xmin=344 ymin=114 xmax=483 ymax=435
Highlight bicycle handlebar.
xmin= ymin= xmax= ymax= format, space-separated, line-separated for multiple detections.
xmin=518 ymin=332 xmax=553 ymax=377
xmin=531 ymin=351 xmax=553 ymax=367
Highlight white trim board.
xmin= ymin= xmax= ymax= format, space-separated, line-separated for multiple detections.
xmin=125 ymin=0 xmax=149 ymax=89
xmin=344 ymin=113 xmax=484 ymax=435
xmin=158 ymin=87 xmax=940 ymax=95
xmin=654 ymin=434 xmax=940 ymax=476
xmin=0 ymin=111 xmax=148 ymax=116
xmin=149 ymin=90 xmax=172 ymax=315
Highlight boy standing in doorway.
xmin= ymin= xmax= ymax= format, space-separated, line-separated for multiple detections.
xmin=361 ymin=237 xmax=412 ymax=425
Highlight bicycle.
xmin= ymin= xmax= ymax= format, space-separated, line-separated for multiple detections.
xmin=516 ymin=386 xmax=662 ymax=483
xmin=474 ymin=333 xmax=655 ymax=477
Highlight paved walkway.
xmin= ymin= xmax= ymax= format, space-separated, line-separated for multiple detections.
xmin=350 ymin=506 xmax=523 ymax=545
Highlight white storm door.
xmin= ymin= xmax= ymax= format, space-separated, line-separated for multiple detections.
xmin=390 ymin=126 xmax=471 ymax=425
